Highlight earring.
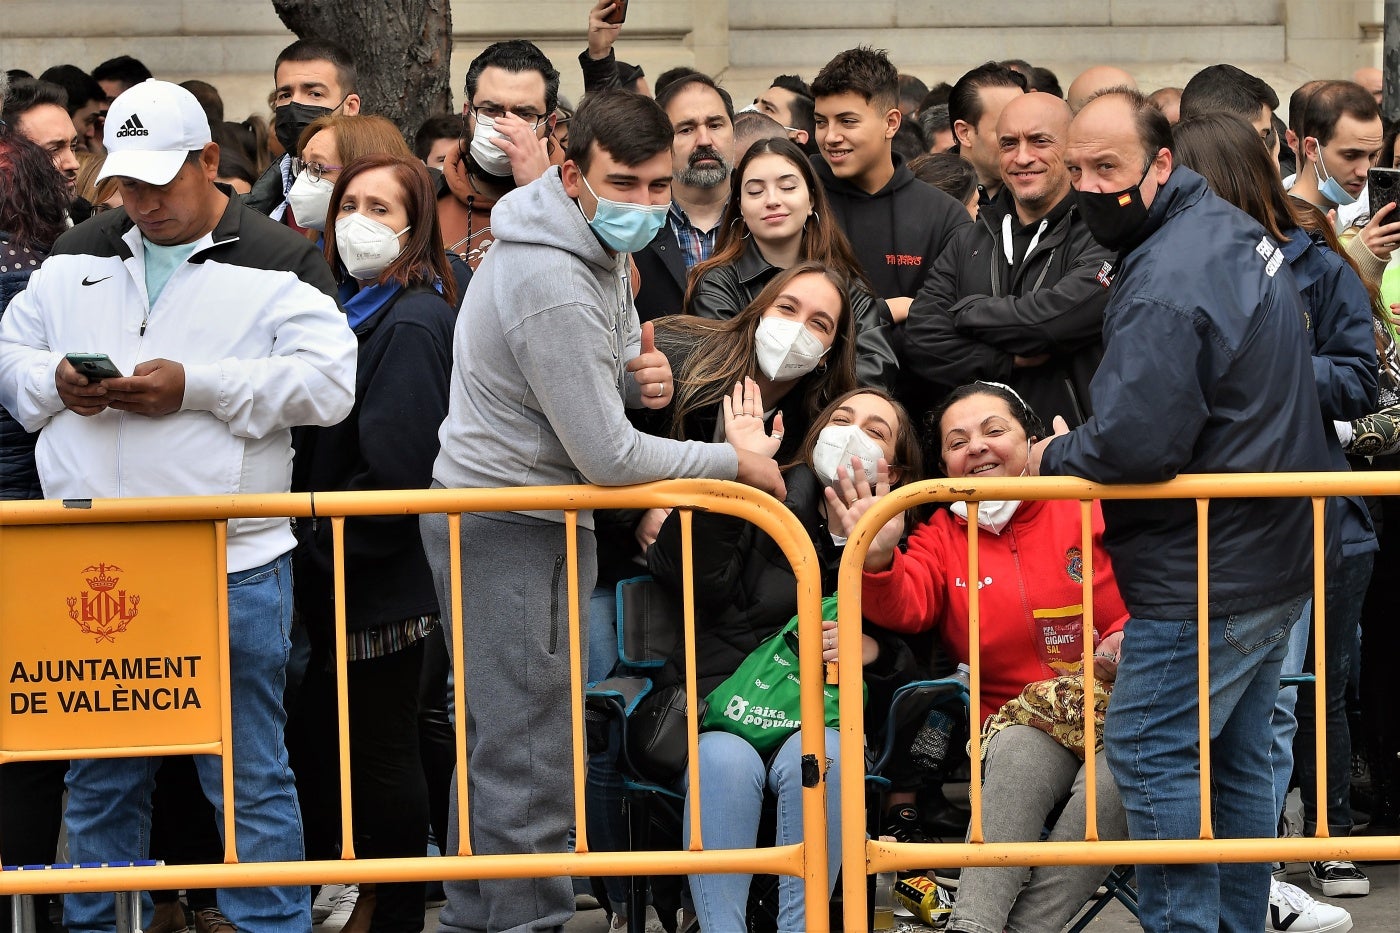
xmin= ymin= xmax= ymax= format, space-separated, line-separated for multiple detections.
xmin=810 ymin=211 xmax=821 ymax=223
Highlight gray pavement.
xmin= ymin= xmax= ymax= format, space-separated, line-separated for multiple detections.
xmin=419 ymin=854 xmax=1398 ymax=930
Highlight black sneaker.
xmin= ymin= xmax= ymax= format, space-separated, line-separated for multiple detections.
xmin=1307 ymin=860 xmax=1370 ymax=897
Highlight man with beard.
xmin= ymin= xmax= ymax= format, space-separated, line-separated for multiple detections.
xmin=437 ymin=40 xmax=564 ymax=270
xmin=245 ymin=38 xmax=361 ymax=223
xmin=903 ymin=92 xmax=1110 ymax=427
xmin=633 ymin=71 xmax=736 ymax=320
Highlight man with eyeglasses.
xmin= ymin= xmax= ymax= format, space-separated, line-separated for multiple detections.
xmin=436 ymin=40 xmax=563 ymax=270
xmin=246 ymin=38 xmax=361 ymax=224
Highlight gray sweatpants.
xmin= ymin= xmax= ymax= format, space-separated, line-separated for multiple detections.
xmin=949 ymin=724 xmax=1129 ymax=933
xmin=421 ymin=509 xmax=596 ymax=933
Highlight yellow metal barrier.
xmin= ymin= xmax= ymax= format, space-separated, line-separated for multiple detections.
xmin=0 ymin=481 xmax=834 ymax=931
xmin=836 ymin=471 xmax=1400 ymax=930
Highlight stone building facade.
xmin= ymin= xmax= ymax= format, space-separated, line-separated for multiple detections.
xmin=0 ymin=1 xmax=1385 ymax=127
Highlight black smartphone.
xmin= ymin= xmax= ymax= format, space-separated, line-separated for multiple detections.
xmin=1368 ymin=166 xmax=1400 ymax=212
xmin=65 ymin=352 xmax=124 ymax=380
xmin=604 ymin=0 xmax=628 ymax=25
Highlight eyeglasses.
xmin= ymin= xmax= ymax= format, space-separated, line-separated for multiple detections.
xmin=469 ymin=104 xmax=548 ymax=131
xmin=291 ymin=158 xmax=343 ymax=182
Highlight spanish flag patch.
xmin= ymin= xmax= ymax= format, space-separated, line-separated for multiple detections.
xmin=1117 ymin=192 xmax=1133 ymax=207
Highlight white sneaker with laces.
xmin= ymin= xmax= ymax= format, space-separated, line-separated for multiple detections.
xmin=319 ymin=884 xmax=359 ymax=932
xmin=312 ymin=884 xmax=347 ymax=924
xmin=1267 ymin=878 xmax=1352 ymax=933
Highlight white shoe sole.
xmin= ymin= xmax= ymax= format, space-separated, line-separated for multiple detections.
xmin=1307 ymin=874 xmax=1370 ymax=898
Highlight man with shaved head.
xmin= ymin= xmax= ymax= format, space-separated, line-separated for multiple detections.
xmin=1354 ymin=66 xmax=1383 ymax=105
xmin=1030 ymin=87 xmax=1331 ymax=933
xmin=904 ymin=91 xmax=1112 ymax=426
xmin=1066 ymin=64 xmax=1137 ymax=111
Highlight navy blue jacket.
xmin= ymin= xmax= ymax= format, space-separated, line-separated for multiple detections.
xmin=1281 ymin=227 xmax=1378 ymax=558
xmin=1041 ymin=169 xmax=1334 ymax=619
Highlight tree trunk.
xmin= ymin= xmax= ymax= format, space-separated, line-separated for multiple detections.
xmin=271 ymin=0 xmax=452 ymax=137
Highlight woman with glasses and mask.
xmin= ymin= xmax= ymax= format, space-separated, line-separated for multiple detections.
xmin=287 ymin=153 xmax=458 ymax=933
xmin=683 ymin=136 xmax=899 ymax=391
xmin=286 ymin=114 xmax=412 ymax=234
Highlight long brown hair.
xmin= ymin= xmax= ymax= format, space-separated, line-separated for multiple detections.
xmin=682 ymin=137 xmax=874 ymax=309
xmin=1173 ymin=111 xmax=1385 ymax=347
xmin=657 ymin=261 xmax=857 ymax=439
xmin=790 ymin=386 xmax=924 ymax=484
xmin=323 ymin=153 xmax=458 ymax=307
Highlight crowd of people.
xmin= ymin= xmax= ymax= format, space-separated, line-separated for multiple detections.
xmin=1 ymin=2 xmax=1398 ymax=932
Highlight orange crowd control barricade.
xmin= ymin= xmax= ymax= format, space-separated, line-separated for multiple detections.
xmin=0 ymin=481 xmax=836 ymax=930
xmin=835 ymin=471 xmax=1400 ymax=930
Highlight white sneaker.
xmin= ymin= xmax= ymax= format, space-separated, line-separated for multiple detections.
xmin=607 ymin=905 xmax=668 ymax=933
xmin=1267 ymin=879 xmax=1352 ymax=933
xmin=318 ymin=884 xmax=359 ymax=931
xmin=311 ymin=884 xmax=347 ymax=924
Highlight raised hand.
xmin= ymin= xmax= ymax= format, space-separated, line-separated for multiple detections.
xmin=824 ymin=456 xmax=903 ymax=571
xmin=626 ymin=320 xmax=673 ymax=409
xmin=722 ymin=377 xmax=783 ymax=457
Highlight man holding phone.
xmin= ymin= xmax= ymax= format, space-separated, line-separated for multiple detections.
xmin=0 ymin=80 xmax=357 ymax=933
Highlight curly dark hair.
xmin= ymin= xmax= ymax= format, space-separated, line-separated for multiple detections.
xmin=0 ymin=124 xmax=72 ymax=252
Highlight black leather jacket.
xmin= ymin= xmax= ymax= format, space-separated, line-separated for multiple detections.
xmin=687 ymin=248 xmax=901 ymax=392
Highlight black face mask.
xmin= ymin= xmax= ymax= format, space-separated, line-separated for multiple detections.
xmin=1077 ymin=161 xmax=1154 ymax=252
xmin=274 ymin=100 xmax=337 ymax=157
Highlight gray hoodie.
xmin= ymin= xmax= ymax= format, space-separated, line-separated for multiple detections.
xmin=431 ymin=167 xmax=738 ymax=525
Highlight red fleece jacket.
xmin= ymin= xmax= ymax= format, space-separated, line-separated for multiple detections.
xmin=862 ymin=498 xmax=1128 ymax=720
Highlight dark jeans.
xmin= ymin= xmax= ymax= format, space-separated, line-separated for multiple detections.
xmin=0 ymin=758 xmax=66 ymax=930
xmin=1293 ymin=551 xmax=1373 ymax=836
xmin=287 ymin=638 xmax=429 ymax=933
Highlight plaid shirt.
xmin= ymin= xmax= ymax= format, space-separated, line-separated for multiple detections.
xmin=668 ymin=201 xmax=720 ymax=268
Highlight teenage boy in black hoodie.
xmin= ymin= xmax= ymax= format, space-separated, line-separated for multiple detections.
xmin=810 ymin=47 xmax=970 ymax=321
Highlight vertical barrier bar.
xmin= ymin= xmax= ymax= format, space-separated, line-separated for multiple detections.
xmin=1310 ymin=496 xmax=1329 ymax=838
xmin=331 ymin=516 xmax=355 ymax=858
xmin=966 ymin=504 xmax=984 ymax=843
xmin=565 ymin=511 xmax=590 ymax=853
xmin=837 ymin=503 xmax=870 ymax=928
xmin=215 ymin=520 xmax=237 ymax=860
xmin=447 ymin=512 xmax=473 ymax=856
xmin=681 ymin=509 xmax=703 ymax=851
xmin=1080 ymin=499 xmax=1099 ymax=841
xmin=796 ymin=519 xmax=830 ymax=933
xmin=1195 ymin=499 xmax=1213 ymax=839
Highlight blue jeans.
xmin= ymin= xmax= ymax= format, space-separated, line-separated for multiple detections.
xmin=1271 ymin=598 xmax=1313 ymax=820
xmin=683 ymin=729 xmax=840 ymax=933
xmin=1104 ymin=593 xmax=1305 ymax=933
xmin=1291 ymin=552 xmax=1372 ymax=835
xmin=62 ymin=553 xmax=309 ymax=933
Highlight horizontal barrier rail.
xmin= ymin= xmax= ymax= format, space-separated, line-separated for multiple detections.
xmin=836 ymin=472 xmax=1400 ymax=930
xmin=0 ymin=481 xmax=834 ymax=930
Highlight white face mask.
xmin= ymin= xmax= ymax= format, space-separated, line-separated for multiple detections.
xmin=335 ymin=213 xmax=410 ymax=281
xmin=950 ymin=499 xmax=1022 ymax=535
xmin=469 ymin=113 xmax=514 ymax=177
xmin=754 ymin=316 xmax=827 ymax=381
xmin=286 ymin=171 xmax=335 ymax=231
xmin=948 ymin=440 xmax=1031 ymax=534
xmin=812 ymin=424 xmax=886 ymax=488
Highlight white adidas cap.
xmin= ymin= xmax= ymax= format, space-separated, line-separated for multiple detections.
xmin=98 ymin=79 xmax=212 ymax=185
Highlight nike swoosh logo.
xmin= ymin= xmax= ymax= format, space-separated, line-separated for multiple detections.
xmin=81 ymin=276 xmax=112 ymax=286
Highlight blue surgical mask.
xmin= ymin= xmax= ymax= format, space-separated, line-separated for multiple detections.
xmin=580 ymin=176 xmax=668 ymax=254
xmin=1310 ymin=139 xmax=1358 ymax=206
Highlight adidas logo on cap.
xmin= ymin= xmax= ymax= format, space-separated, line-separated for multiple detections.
xmin=115 ymin=114 xmax=149 ymax=139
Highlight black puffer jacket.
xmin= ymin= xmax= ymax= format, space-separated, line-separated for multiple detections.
xmin=902 ymin=190 xmax=1112 ymax=427
xmin=687 ymin=247 xmax=901 ymax=392
xmin=0 ymin=235 xmax=43 ymax=500
xmin=648 ymin=465 xmax=917 ymax=717
xmin=1042 ymin=169 xmax=1335 ymax=619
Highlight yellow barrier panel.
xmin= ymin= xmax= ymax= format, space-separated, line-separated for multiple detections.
xmin=837 ymin=472 xmax=1400 ymax=931
xmin=0 ymin=481 xmax=833 ymax=931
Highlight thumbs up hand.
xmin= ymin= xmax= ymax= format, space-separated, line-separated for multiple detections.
xmin=627 ymin=320 xmax=674 ymax=410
